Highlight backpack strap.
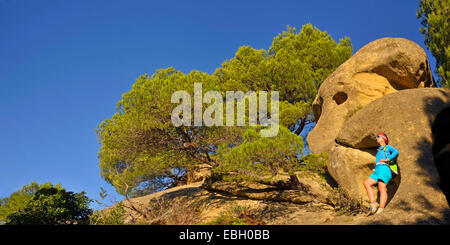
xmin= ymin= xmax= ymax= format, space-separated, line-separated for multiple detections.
xmin=382 ymin=145 xmax=398 ymax=175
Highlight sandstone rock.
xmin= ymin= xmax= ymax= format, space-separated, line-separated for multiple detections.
xmin=297 ymin=174 xmax=332 ymax=202
xmin=328 ymin=145 xmax=376 ymax=199
xmin=432 ymin=106 xmax=450 ymax=203
xmin=186 ymin=164 xmax=211 ymax=184
xmin=307 ymin=37 xmax=435 ymax=154
xmin=332 ymin=88 xmax=450 ymax=224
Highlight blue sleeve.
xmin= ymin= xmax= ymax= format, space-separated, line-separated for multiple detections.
xmin=387 ymin=145 xmax=399 ymax=161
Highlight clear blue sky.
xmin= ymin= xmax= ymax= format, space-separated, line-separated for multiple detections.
xmin=0 ymin=0 xmax=435 ymax=208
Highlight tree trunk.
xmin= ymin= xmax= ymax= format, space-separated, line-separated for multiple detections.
xmin=294 ymin=116 xmax=307 ymax=135
xmin=289 ymin=174 xmax=309 ymax=192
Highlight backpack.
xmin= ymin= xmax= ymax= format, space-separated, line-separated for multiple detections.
xmin=381 ymin=145 xmax=398 ymax=175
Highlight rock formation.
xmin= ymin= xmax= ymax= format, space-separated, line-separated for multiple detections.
xmin=333 ymin=88 xmax=450 ymax=224
xmin=307 ymin=37 xmax=450 ymax=224
xmin=308 ymin=37 xmax=435 ymax=154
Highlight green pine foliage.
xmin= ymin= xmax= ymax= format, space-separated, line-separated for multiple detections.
xmin=417 ymin=0 xmax=450 ymax=88
xmin=215 ymin=126 xmax=304 ymax=182
xmin=96 ymin=68 xmax=244 ymax=196
xmin=96 ymin=24 xmax=352 ymax=197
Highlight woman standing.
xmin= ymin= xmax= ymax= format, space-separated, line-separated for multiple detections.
xmin=363 ymin=133 xmax=399 ymax=214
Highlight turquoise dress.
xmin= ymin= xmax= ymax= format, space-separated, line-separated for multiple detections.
xmin=369 ymin=145 xmax=399 ymax=184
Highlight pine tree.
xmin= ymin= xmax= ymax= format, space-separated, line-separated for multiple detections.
xmin=417 ymin=0 xmax=450 ymax=88
xmin=96 ymin=24 xmax=352 ymax=197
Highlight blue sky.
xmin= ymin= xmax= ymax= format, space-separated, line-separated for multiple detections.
xmin=0 ymin=0 xmax=435 ymax=209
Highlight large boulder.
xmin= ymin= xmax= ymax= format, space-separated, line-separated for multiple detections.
xmin=307 ymin=37 xmax=435 ymax=154
xmin=331 ymin=88 xmax=450 ymax=224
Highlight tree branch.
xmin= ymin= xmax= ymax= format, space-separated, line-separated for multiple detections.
xmin=294 ymin=116 xmax=307 ymax=135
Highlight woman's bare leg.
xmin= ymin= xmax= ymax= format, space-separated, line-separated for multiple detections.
xmin=363 ymin=178 xmax=377 ymax=203
xmin=378 ymin=181 xmax=388 ymax=208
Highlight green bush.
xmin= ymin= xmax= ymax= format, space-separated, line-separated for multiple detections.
xmin=5 ymin=183 xmax=92 ymax=225
xmin=327 ymin=187 xmax=368 ymax=216
xmin=90 ymin=202 xmax=126 ymax=225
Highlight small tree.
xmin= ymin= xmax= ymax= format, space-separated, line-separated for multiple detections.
xmin=96 ymin=68 xmax=243 ymax=197
xmin=215 ymin=126 xmax=328 ymax=189
xmin=5 ymin=183 xmax=92 ymax=225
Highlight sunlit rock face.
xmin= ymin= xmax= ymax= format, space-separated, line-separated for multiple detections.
xmin=307 ymin=37 xmax=435 ymax=154
xmin=304 ymin=38 xmax=450 ymax=224
xmin=331 ymin=88 xmax=450 ymax=224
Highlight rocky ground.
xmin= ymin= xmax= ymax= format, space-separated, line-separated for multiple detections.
xmin=117 ymin=179 xmax=445 ymax=225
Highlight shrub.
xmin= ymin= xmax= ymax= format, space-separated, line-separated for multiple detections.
xmin=124 ymin=196 xmax=202 ymax=225
xmin=327 ymin=187 xmax=368 ymax=216
xmin=90 ymin=202 xmax=126 ymax=225
xmin=205 ymin=204 xmax=265 ymax=225
xmin=6 ymin=185 xmax=92 ymax=225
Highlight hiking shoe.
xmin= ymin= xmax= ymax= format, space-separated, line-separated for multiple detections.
xmin=375 ymin=207 xmax=384 ymax=215
xmin=369 ymin=202 xmax=378 ymax=213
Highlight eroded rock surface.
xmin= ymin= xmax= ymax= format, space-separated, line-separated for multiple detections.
xmin=308 ymin=37 xmax=435 ymax=154
xmin=331 ymin=88 xmax=450 ymax=224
